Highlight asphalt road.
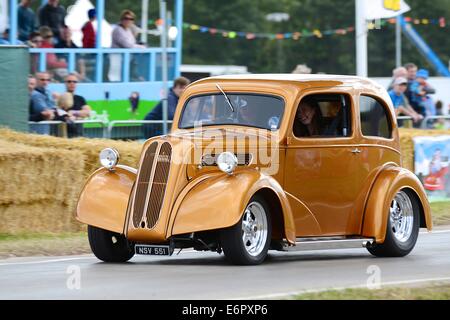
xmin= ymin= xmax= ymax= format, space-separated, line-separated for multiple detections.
xmin=1 ymin=229 xmax=450 ymax=300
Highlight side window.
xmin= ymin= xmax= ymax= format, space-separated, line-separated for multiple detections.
xmin=293 ymin=94 xmax=352 ymax=138
xmin=359 ymin=95 xmax=392 ymax=139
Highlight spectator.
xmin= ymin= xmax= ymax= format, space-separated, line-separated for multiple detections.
xmin=109 ymin=10 xmax=144 ymax=81
xmin=82 ymin=9 xmax=97 ymax=48
xmin=29 ymin=72 xmax=56 ymax=122
xmin=27 ymin=31 xmax=43 ymax=48
xmin=55 ymin=25 xmax=77 ymax=48
xmin=0 ymin=29 xmax=24 ymax=45
xmin=38 ymin=0 xmax=66 ymax=42
xmin=18 ymin=0 xmax=37 ymax=42
xmin=64 ymin=73 xmax=91 ymax=119
xmin=39 ymin=26 xmax=68 ymax=80
xmin=434 ymin=101 xmax=446 ymax=130
xmin=410 ymin=69 xmax=436 ymax=119
xmin=0 ymin=29 xmax=10 ymax=45
xmin=111 ymin=10 xmax=144 ymax=49
xmin=388 ymin=77 xmax=423 ymax=125
xmin=144 ymin=77 xmax=190 ymax=137
xmin=129 ymin=92 xmax=140 ymax=116
xmin=387 ymin=66 xmax=408 ymax=91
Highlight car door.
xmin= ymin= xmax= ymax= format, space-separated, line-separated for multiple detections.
xmin=284 ymin=89 xmax=369 ymax=237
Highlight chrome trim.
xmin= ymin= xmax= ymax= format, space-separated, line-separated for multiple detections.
xmin=279 ymin=238 xmax=374 ymax=252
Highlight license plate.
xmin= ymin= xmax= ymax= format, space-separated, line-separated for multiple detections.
xmin=135 ymin=244 xmax=172 ymax=256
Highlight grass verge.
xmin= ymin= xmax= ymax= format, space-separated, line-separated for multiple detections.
xmin=0 ymin=232 xmax=89 ymax=259
xmin=293 ymin=283 xmax=450 ymax=300
xmin=430 ymin=201 xmax=450 ymax=226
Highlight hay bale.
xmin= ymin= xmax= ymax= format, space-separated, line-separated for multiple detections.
xmin=0 ymin=128 xmax=143 ymax=234
xmin=0 ymin=201 xmax=86 ymax=234
xmin=0 ymin=140 xmax=84 ymax=207
xmin=0 ymin=128 xmax=142 ymax=178
xmin=399 ymin=128 xmax=450 ymax=172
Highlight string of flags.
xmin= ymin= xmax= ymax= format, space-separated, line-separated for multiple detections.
xmin=152 ymin=17 xmax=447 ymax=41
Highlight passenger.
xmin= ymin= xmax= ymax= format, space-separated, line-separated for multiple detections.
xmin=294 ymin=98 xmax=324 ymax=137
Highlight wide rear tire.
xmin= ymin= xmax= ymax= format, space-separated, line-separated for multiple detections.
xmin=88 ymin=225 xmax=135 ymax=262
xmin=367 ymin=189 xmax=420 ymax=257
xmin=220 ymin=195 xmax=272 ymax=265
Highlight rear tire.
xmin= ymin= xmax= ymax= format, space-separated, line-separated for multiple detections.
xmin=367 ymin=190 xmax=419 ymax=257
xmin=220 ymin=195 xmax=272 ymax=265
xmin=88 ymin=225 xmax=135 ymax=262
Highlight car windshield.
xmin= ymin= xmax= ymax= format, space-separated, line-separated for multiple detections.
xmin=178 ymin=93 xmax=285 ymax=130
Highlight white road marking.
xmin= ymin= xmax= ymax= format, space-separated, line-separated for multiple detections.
xmin=233 ymin=276 xmax=450 ymax=300
xmin=0 ymin=256 xmax=97 ymax=267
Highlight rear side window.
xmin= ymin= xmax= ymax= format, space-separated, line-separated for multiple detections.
xmin=359 ymin=95 xmax=392 ymax=139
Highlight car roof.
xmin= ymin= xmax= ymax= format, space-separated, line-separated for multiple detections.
xmin=197 ymin=73 xmax=378 ymax=86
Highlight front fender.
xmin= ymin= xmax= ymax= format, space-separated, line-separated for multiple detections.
xmin=169 ymin=170 xmax=296 ymax=244
xmin=362 ymin=166 xmax=432 ymax=243
xmin=76 ymin=165 xmax=136 ymax=234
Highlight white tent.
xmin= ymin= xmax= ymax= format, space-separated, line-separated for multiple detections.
xmin=0 ymin=0 xmax=8 ymax=33
xmin=65 ymin=0 xmax=113 ymax=47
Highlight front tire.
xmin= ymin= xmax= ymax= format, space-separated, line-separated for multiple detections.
xmin=220 ymin=195 xmax=272 ymax=265
xmin=367 ymin=190 xmax=419 ymax=257
xmin=88 ymin=225 xmax=135 ymax=262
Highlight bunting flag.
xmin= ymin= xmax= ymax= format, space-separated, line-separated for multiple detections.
xmin=151 ymin=17 xmax=447 ymax=41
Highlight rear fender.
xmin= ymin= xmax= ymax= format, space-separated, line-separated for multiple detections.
xmin=76 ymin=165 xmax=136 ymax=234
xmin=362 ymin=166 xmax=432 ymax=243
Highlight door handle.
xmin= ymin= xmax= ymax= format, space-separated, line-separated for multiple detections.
xmin=351 ymin=148 xmax=361 ymax=154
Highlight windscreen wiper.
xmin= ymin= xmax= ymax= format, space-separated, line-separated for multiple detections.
xmin=215 ymin=83 xmax=235 ymax=113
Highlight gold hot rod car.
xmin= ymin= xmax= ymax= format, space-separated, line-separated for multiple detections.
xmin=77 ymin=74 xmax=432 ymax=265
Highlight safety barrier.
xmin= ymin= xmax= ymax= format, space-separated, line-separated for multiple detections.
xmin=107 ymin=120 xmax=173 ymax=140
xmin=28 ymin=120 xmax=107 ymax=138
xmin=396 ymin=115 xmax=450 ymax=129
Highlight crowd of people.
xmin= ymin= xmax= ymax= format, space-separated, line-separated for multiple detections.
xmin=28 ymin=70 xmax=91 ymax=137
xmin=388 ymin=62 xmax=447 ymax=129
xmin=0 ymin=0 xmax=148 ymax=82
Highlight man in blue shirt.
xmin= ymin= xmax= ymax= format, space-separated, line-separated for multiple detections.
xmin=18 ymin=0 xmax=37 ymax=42
xmin=388 ymin=77 xmax=423 ymax=125
xmin=144 ymin=77 xmax=190 ymax=138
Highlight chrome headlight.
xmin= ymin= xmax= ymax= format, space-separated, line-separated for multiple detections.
xmin=99 ymin=148 xmax=119 ymax=170
xmin=217 ymin=152 xmax=238 ymax=175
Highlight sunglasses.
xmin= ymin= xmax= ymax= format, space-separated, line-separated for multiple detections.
xmin=39 ymin=78 xmax=50 ymax=81
xmin=65 ymin=80 xmax=78 ymax=84
xmin=123 ymin=17 xmax=135 ymax=21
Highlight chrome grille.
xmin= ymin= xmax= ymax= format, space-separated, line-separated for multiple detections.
xmin=132 ymin=142 xmax=158 ymax=228
xmin=146 ymin=142 xmax=172 ymax=229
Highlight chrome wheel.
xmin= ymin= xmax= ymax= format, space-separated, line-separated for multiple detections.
xmin=241 ymin=201 xmax=268 ymax=257
xmin=389 ymin=191 xmax=414 ymax=243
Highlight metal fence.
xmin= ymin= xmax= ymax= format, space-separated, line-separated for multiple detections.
xmin=29 ymin=120 xmax=107 ymax=138
xmin=28 ymin=119 xmax=172 ymax=140
xmin=396 ymin=115 xmax=450 ymax=129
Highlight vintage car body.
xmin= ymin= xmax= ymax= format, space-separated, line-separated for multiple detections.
xmin=77 ymin=74 xmax=432 ymax=265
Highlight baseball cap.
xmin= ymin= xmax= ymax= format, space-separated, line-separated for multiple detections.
xmin=88 ymin=8 xmax=97 ymax=19
xmin=416 ymin=69 xmax=429 ymax=79
xmin=394 ymin=77 xmax=408 ymax=86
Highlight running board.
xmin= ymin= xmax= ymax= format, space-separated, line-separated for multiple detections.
xmin=278 ymin=238 xmax=374 ymax=252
